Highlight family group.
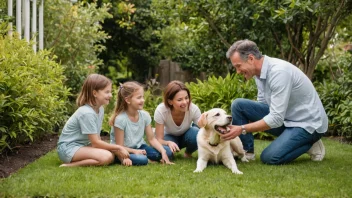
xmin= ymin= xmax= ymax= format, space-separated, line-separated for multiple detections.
xmin=57 ymin=39 xmax=327 ymax=167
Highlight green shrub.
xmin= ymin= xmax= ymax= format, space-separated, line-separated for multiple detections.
xmin=186 ymin=73 xmax=257 ymax=113
xmin=316 ymin=54 xmax=352 ymax=138
xmin=44 ymin=0 xmax=112 ymax=96
xmin=144 ymin=89 xmax=163 ymax=127
xmin=0 ymin=35 xmax=70 ymax=152
xmin=144 ymin=78 xmax=163 ymax=123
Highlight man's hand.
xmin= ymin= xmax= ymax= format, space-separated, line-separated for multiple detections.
xmin=220 ymin=125 xmax=242 ymax=140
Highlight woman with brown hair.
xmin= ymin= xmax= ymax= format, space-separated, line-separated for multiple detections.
xmin=154 ymin=80 xmax=201 ymax=158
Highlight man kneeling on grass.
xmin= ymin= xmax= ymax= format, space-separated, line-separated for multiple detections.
xmin=221 ymin=39 xmax=328 ymax=165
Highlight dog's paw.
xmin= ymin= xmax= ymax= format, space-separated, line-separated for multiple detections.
xmin=232 ymin=170 xmax=243 ymax=174
xmin=193 ymin=169 xmax=203 ymax=173
xmin=241 ymin=156 xmax=249 ymax=163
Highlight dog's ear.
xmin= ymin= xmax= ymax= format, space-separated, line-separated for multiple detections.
xmin=198 ymin=112 xmax=208 ymax=128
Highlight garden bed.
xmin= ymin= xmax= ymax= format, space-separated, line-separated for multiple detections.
xmin=0 ymin=133 xmax=58 ymax=178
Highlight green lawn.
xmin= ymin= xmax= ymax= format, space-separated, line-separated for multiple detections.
xmin=0 ymin=138 xmax=351 ymax=198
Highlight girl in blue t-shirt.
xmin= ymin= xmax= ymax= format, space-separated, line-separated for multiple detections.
xmin=57 ymin=74 xmax=129 ymax=167
xmin=109 ymin=81 xmax=173 ymax=166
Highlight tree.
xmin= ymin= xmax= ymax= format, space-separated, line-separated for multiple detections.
xmin=153 ymin=0 xmax=352 ymax=79
xmin=262 ymin=0 xmax=352 ymax=79
xmin=91 ymin=0 xmax=164 ymax=83
xmin=44 ymin=0 xmax=112 ymax=95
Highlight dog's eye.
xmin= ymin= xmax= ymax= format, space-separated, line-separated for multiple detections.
xmin=215 ymin=113 xmax=220 ymax=116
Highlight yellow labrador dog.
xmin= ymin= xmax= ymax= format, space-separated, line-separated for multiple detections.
xmin=194 ymin=108 xmax=248 ymax=174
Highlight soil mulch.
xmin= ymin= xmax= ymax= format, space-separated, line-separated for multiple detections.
xmin=0 ymin=133 xmax=110 ymax=178
xmin=0 ymin=133 xmax=59 ymax=178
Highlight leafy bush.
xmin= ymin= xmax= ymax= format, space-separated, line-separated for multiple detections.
xmin=186 ymin=73 xmax=257 ymax=113
xmin=316 ymin=54 xmax=352 ymax=138
xmin=44 ymin=0 xmax=112 ymax=96
xmin=144 ymin=89 xmax=163 ymax=127
xmin=0 ymin=35 xmax=70 ymax=152
xmin=143 ymin=77 xmax=163 ymax=118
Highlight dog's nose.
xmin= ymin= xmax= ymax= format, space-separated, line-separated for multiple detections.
xmin=227 ymin=116 xmax=232 ymax=121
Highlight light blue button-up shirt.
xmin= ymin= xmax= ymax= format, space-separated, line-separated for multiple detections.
xmin=255 ymin=56 xmax=328 ymax=134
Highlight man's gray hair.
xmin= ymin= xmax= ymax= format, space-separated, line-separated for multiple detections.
xmin=226 ymin=39 xmax=263 ymax=61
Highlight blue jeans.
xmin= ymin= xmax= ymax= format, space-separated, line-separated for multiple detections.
xmin=231 ymin=98 xmax=323 ymax=165
xmin=115 ymin=144 xmax=173 ymax=166
xmin=164 ymin=125 xmax=199 ymax=154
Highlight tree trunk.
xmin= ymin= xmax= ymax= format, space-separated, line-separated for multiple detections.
xmin=285 ymin=0 xmax=348 ymax=80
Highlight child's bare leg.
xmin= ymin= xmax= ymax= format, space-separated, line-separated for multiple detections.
xmin=60 ymin=147 xmax=114 ymax=167
xmin=60 ymin=159 xmax=101 ymax=167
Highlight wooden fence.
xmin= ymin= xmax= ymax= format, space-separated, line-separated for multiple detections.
xmin=156 ymin=60 xmax=206 ymax=88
